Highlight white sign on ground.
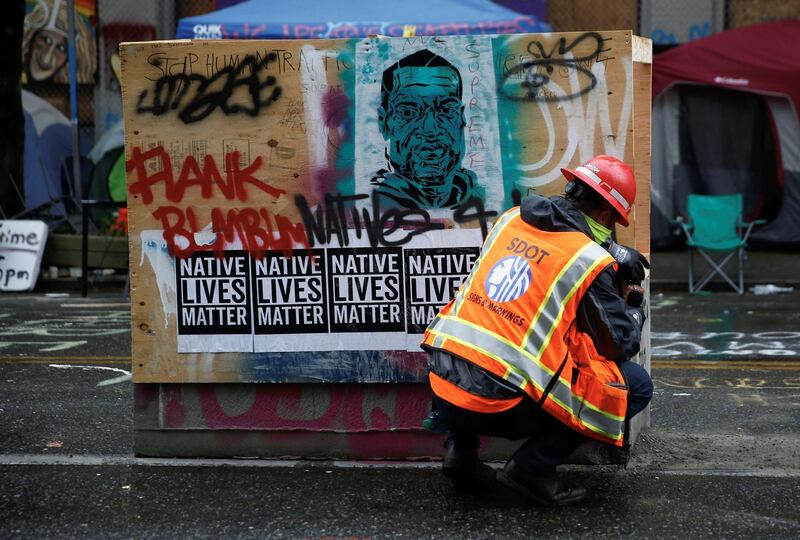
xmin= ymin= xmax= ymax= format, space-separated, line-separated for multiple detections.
xmin=0 ymin=220 xmax=48 ymax=292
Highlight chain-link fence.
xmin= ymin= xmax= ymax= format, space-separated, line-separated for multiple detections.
xmin=7 ymin=0 xmax=798 ymax=282
xmin=19 ymin=0 xmax=800 ymax=150
xmin=12 ymin=0 xmax=800 ymax=225
xmin=506 ymin=0 xmax=800 ymax=46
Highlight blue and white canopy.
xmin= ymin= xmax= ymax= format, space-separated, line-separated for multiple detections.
xmin=176 ymin=0 xmax=549 ymax=40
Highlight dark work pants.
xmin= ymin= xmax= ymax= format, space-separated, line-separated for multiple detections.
xmin=434 ymin=360 xmax=653 ymax=473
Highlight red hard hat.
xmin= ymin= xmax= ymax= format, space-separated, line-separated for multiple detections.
xmin=561 ymin=155 xmax=636 ymax=227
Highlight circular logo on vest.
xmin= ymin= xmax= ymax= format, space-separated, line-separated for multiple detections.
xmin=484 ymin=256 xmax=532 ymax=303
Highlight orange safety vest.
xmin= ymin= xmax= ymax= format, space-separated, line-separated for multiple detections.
xmin=422 ymin=207 xmax=629 ymax=446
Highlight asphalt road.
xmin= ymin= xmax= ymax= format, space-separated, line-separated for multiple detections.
xmin=2 ymin=462 xmax=798 ymax=539
xmin=1 ymin=290 xmax=799 ymax=538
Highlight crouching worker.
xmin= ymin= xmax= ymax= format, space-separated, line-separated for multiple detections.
xmin=421 ymin=155 xmax=653 ymax=506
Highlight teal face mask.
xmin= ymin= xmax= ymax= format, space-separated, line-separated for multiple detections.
xmin=581 ymin=212 xmax=612 ymax=244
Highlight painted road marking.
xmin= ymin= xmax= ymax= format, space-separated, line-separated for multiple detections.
xmin=0 ymin=454 xmax=798 ymax=477
xmin=1 ymin=357 xmax=799 ymax=369
xmin=47 ymin=364 xmax=130 ymax=375
xmin=653 ymin=361 xmax=800 ymax=370
xmin=0 ymin=341 xmax=88 ymax=352
xmin=654 ymin=377 xmax=800 ymax=389
xmin=47 ymin=364 xmax=132 ymax=386
xmin=96 ymin=373 xmax=132 ymax=386
xmin=653 ymin=331 xmax=800 ymax=358
xmin=659 ymin=467 xmax=800 ymax=478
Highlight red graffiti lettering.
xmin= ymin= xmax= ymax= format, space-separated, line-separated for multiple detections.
xmin=152 ymin=205 xmax=200 ymax=258
xmin=152 ymin=205 xmax=309 ymax=258
xmin=194 ymin=384 xmax=432 ymax=431
xmin=127 ymin=145 xmax=284 ymax=204
xmin=210 ymin=207 xmax=309 ymax=259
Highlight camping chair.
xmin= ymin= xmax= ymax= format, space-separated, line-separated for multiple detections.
xmin=672 ymin=194 xmax=765 ymax=294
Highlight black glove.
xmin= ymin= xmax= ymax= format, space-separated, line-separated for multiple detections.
xmin=607 ymin=241 xmax=650 ymax=285
xmin=629 ymin=307 xmax=645 ymax=330
xmin=625 ymin=285 xmax=645 ymax=308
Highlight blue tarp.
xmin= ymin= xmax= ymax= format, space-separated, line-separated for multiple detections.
xmin=176 ymin=0 xmax=549 ymax=40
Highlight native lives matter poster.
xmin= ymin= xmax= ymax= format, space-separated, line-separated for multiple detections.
xmin=174 ymin=230 xmax=481 ymax=352
xmin=176 ymin=251 xmax=253 ymax=352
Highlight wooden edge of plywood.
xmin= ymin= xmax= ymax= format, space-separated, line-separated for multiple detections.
xmin=632 ymin=35 xmax=652 ymax=64
xmin=120 ymin=39 xmax=192 ymax=47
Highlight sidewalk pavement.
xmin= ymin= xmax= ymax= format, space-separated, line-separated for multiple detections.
xmin=650 ymin=250 xmax=800 ymax=288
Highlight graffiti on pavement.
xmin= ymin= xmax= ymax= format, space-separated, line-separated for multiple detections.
xmin=653 ymin=331 xmax=800 ymax=358
xmin=655 ymin=376 xmax=800 ymax=390
xmin=0 ymin=309 xmax=130 ymax=352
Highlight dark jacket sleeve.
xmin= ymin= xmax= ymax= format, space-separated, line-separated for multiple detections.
xmin=576 ymin=264 xmax=644 ymax=361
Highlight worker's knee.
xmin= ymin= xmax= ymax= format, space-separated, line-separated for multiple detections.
xmin=618 ymin=360 xmax=653 ymax=417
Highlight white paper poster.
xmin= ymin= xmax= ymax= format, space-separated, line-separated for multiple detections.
xmin=0 ymin=220 xmax=48 ymax=292
xmin=170 ymin=228 xmax=483 ymax=353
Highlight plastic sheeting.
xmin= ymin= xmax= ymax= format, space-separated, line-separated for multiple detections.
xmin=175 ymin=0 xmax=550 ymax=39
xmin=750 ymin=98 xmax=800 ymax=247
xmin=653 ymin=21 xmax=800 ymax=119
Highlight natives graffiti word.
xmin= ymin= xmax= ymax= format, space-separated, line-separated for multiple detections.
xmin=499 ymin=32 xmax=605 ymax=102
xmin=127 ymin=145 xmax=284 ymax=204
xmin=452 ymin=196 xmax=497 ymax=239
xmin=294 ymin=192 xmax=444 ymax=248
xmin=136 ymin=53 xmax=282 ymax=124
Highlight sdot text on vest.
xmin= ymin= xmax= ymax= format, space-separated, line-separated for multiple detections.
xmin=507 ymin=237 xmax=550 ymax=264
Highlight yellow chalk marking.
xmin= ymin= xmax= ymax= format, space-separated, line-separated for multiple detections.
xmin=653 ymin=360 xmax=800 ymax=371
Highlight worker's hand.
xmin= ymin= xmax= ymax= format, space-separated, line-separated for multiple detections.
xmin=629 ymin=306 xmax=645 ymax=329
xmin=623 ymin=284 xmax=645 ymax=308
xmin=608 ymin=242 xmax=650 ymax=285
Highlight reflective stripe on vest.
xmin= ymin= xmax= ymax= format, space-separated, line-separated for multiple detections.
xmin=426 ymin=230 xmax=623 ymax=441
xmin=426 ymin=321 xmax=624 ymax=441
xmin=523 ymin=242 xmax=611 ymax=361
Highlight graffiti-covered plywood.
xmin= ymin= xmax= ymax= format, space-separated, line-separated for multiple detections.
xmin=121 ymin=32 xmax=650 ymax=382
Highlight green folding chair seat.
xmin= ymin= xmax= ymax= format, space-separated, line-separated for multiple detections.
xmin=672 ymin=194 xmax=765 ymax=294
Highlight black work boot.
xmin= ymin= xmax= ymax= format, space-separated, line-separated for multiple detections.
xmin=497 ymin=460 xmax=586 ymax=506
xmin=441 ymin=439 xmax=497 ymax=491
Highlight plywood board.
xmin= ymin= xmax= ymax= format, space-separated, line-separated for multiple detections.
xmin=120 ymin=31 xmax=649 ymax=382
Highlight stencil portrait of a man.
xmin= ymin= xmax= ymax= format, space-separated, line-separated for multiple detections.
xmin=370 ymin=49 xmax=482 ymax=209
